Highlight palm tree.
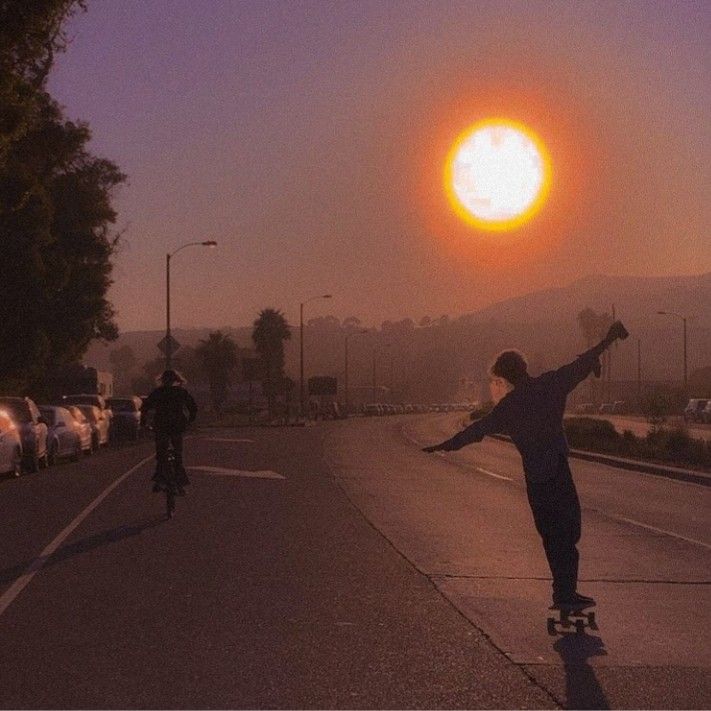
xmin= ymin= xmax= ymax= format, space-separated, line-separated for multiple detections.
xmin=195 ymin=331 xmax=238 ymax=412
xmin=252 ymin=309 xmax=292 ymax=416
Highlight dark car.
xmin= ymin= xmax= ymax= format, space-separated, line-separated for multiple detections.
xmin=106 ymin=396 xmax=142 ymax=440
xmin=0 ymin=397 xmax=49 ymax=472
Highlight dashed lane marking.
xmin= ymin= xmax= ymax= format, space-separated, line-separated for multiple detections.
xmin=609 ymin=513 xmax=711 ymax=550
xmin=0 ymin=453 xmax=154 ymax=620
xmin=475 ymin=466 xmax=512 ymax=481
xmin=188 ymin=466 xmax=285 ymax=480
xmin=202 ymin=437 xmax=256 ymax=443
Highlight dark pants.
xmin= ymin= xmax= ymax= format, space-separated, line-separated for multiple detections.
xmin=154 ymin=429 xmax=189 ymax=486
xmin=526 ymin=457 xmax=581 ymax=603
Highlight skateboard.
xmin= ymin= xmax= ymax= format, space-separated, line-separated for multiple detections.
xmin=547 ymin=603 xmax=598 ymax=635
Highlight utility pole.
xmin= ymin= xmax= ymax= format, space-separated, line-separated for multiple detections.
xmin=637 ymin=338 xmax=642 ymax=412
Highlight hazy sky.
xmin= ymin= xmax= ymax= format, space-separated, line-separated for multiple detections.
xmin=49 ymin=0 xmax=710 ymax=333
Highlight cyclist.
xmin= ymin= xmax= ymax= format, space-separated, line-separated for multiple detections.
xmin=140 ymin=369 xmax=198 ymax=495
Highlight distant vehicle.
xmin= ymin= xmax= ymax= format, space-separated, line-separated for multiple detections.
xmin=598 ymin=403 xmax=615 ymax=414
xmin=66 ymin=406 xmax=94 ymax=453
xmin=76 ymin=404 xmax=110 ymax=449
xmin=0 ymin=397 xmax=48 ymax=473
xmin=40 ymin=406 xmax=84 ymax=464
xmin=362 ymin=404 xmax=380 ymax=416
xmin=684 ymin=398 xmax=709 ymax=423
xmin=0 ymin=409 xmax=23 ymax=477
xmin=106 ymin=396 xmax=143 ymax=440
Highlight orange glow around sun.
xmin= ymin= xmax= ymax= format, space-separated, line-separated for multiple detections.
xmin=444 ymin=118 xmax=552 ymax=231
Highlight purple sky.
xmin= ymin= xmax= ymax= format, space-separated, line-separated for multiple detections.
xmin=49 ymin=0 xmax=710 ymax=332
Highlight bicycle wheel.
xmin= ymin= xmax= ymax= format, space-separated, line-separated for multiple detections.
xmin=166 ymin=488 xmax=175 ymax=519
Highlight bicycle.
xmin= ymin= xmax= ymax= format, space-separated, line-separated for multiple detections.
xmin=156 ymin=443 xmax=179 ymax=520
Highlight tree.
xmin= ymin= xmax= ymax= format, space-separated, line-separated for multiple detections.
xmin=0 ymin=95 xmax=125 ymax=393
xmin=252 ymin=308 xmax=291 ymax=416
xmin=195 ymin=331 xmax=238 ymax=412
xmin=1 ymin=1 xmax=85 ymax=165
xmin=0 ymin=4 xmax=124 ymax=394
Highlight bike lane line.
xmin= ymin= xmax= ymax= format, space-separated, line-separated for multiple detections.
xmin=0 ymin=453 xmax=154 ymax=619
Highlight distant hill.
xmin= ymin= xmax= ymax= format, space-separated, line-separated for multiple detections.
xmin=84 ymin=272 xmax=711 ymax=394
xmin=467 ymin=272 xmax=711 ymax=329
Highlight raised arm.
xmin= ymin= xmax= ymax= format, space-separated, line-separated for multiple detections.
xmin=422 ymin=404 xmax=505 ymax=453
xmin=554 ymin=320 xmax=629 ymax=394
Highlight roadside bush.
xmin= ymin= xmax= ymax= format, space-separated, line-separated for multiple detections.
xmin=564 ymin=417 xmax=620 ymax=453
xmin=564 ymin=417 xmax=711 ymax=470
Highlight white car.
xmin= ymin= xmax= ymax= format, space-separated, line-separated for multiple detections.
xmin=77 ymin=405 xmax=110 ymax=448
xmin=0 ymin=409 xmax=23 ymax=477
xmin=66 ymin=406 xmax=94 ymax=453
xmin=40 ymin=406 xmax=85 ymax=464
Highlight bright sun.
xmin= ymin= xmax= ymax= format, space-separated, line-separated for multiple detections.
xmin=444 ymin=118 xmax=551 ymax=232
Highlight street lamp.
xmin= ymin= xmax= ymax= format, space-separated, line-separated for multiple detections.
xmin=344 ymin=329 xmax=368 ymax=414
xmin=299 ymin=294 xmax=332 ymax=417
xmin=656 ymin=310 xmax=688 ymax=390
xmin=165 ymin=240 xmax=217 ymax=367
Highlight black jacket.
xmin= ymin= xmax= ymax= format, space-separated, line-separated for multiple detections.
xmin=435 ymin=338 xmax=613 ymax=483
xmin=141 ymin=385 xmax=197 ymax=433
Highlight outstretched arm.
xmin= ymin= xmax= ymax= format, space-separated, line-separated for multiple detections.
xmin=422 ymin=405 xmax=505 ymax=453
xmin=554 ymin=320 xmax=629 ymax=394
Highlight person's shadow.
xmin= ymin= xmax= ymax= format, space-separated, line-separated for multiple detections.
xmin=0 ymin=517 xmax=165 ymax=586
xmin=552 ymin=630 xmax=610 ymax=709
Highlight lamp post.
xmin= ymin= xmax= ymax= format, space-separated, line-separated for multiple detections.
xmin=656 ymin=310 xmax=688 ymax=390
xmin=299 ymin=294 xmax=332 ymax=417
xmin=344 ymin=329 xmax=367 ymax=414
xmin=165 ymin=240 xmax=217 ymax=368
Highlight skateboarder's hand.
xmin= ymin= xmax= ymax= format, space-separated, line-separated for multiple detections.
xmin=606 ymin=320 xmax=629 ymax=342
xmin=422 ymin=444 xmax=441 ymax=453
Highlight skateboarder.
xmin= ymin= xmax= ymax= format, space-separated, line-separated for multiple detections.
xmin=422 ymin=321 xmax=629 ymax=609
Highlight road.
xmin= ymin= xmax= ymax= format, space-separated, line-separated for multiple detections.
xmin=0 ymin=418 xmax=709 ymax=709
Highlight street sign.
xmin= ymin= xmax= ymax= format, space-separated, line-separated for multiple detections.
xmin=157 ymin=334 xmax=181 ymax=356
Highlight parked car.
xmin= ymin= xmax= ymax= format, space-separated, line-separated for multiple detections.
xmin=39 ymin=406 xmax=84 ymax=464
xmin=76 ymin=404 xmax=110 ymax=448
xmin=0 ymin=397 xmax=48 ymax=473
xmin=701 ymin=401 xmax=711 ymax=425
xmin=106 ymin=396 xmax=142 ymax=440
xmin=683 ymin=398 xmax=709 ymax=423
xmin=62 ymin=393 xmax=113 ymax=428
xmin=0 ymin=409 xmax=23 ymax=477
xmin=66 ymin=406 xmax=94 ymax=453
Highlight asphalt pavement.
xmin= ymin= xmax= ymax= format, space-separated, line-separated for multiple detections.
xmin=0 ymin=426 xmax=553 ymax=709
xmin=326 ymin=414 xmax=711 ymax=709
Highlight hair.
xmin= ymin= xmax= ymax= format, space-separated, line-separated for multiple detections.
xmin=490 ymin=350 xmax=528 ymax=385
xmin=159 ymin=369 xmax=186 ymax=386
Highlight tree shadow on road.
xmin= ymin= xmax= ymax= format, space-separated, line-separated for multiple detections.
xmin=0 ymin=517 xmax=165 ymax=586
xmin=553 ymin=631 xmax=610 ymax=710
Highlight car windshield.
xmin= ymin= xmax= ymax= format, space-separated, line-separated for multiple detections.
xmin=40 ymin=409 xmax=57 ymax=425
xmin=78 ymin=406 xmax=97 ymax=422
xmin=0 ymin=400 xmax=30 ymax=423
xmin=108 ymin=400 xmax=136 ymax=412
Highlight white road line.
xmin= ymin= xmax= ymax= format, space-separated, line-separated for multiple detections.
xmin=476 ymin=466 xmax=512 ymax=481
xmin=0 ymin=453 xmax=154 ymax=620
xmin=203 ymin=437 xmax=256 ymax=443
xmin=609 ymin=514 xmax=711 ymax=550
xmin=189 ymin=466 xmax=285 ymax=480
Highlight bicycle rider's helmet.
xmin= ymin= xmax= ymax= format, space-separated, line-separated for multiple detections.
xmin=159 ymin=369 xmax=186 ymax=386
